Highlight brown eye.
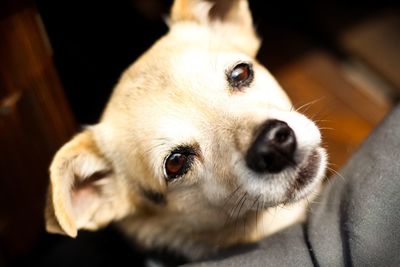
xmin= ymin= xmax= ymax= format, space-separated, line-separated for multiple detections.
xmin=164 ymin=146 xmax=197 ymax=181
xmin=166 ymin=153 xmax=187 ymax=175
xmin=165 ymin=150 xmax=193 ymax=181
xmin=227 ymin=62 xmax=253 ymax=89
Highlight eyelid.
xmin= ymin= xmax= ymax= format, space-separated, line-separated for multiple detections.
xmin=170 ymin=146 xmax=196 ymax=155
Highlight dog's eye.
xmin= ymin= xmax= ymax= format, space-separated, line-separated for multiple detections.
xmin=227 ymin=62 xmax=254 ymax=89
xmin=165 ymin=150 xmax=193 ymax=181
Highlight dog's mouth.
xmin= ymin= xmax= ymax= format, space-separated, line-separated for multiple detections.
xmin=284 ymin=147 xmax=325 ymax=202
xmin=224 ymin=146 xmax=326 ymax=216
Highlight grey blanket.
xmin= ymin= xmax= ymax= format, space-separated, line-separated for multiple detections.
xmin=186 ymin=105 xmax=400 ymax=267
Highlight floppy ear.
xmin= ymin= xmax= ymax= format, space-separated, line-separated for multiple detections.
xmin=45 ymin=130 xmax=129 ymax=237
xmin=170 ymin=0 xmax=260 ymax=56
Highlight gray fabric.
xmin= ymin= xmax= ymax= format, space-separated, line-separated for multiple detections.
xmin=186 ymin=225 xmax=313 ymax=267
xmin=185 ymin=105 xmax=400 ymax=267
xmin=309 ymin=103 xmax=400 ymax=267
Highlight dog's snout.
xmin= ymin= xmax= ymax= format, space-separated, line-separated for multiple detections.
xmin=245 ymin=120 xmax=297 ymax=173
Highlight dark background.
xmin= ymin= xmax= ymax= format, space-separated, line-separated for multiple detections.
xmin=36 ymin=0 xmax=399 ymax=124
xmin=1 ymin=0 xmax=399 ymax=266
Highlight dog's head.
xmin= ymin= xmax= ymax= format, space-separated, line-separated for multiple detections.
xmin=46 ymin=0 xmax=327 ymax=251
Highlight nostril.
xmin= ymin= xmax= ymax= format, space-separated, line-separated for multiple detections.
xmin=274 ymin=127 xmax=291 ymax=144
xmin=272 ymin=126 xmax=296 ymax=156
xmin=245 ymin=120 xmax=297 ymax=174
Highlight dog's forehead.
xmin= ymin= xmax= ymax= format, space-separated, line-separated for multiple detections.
xmin=170 ymin=48 xmax=251 ymax=91
xmin=131 ymin=48 xmax=249 ymax=133
xmin=110 ymin=40 xmax=254 ymax=122
xmin=119 ymin=45 xmax=248 ymax=101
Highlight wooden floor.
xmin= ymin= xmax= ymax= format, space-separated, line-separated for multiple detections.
xmin=274 ymin=52 xmax=392 ymax=173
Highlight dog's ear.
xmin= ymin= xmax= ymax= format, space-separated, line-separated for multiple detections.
xmin=45 ymin=130 xmax=129 ymax=237
xmin=171 ymin=0 xmax=252 ymax=26
xmin=170 ymin=0 xmax=259 ymax=56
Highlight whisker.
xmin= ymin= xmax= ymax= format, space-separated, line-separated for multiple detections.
xmin=255 ymin=200 xmax=260 ymax=236
xmin=327 ymin=166 xmax=346 ymax=181
xmin=234 ymin=193 xmax=248 ymax=231
xmin=243 ymin=214 xmax=247 ymax=237
xmin=318 ymin=127 xmax=335 ymax=131
xmin=328 ymin=162 xmax=340 ymax=168
xmin=305 ymin=195 xmax=317 ymax=216
xmin=308 ymin=110 xmax=330 ymax=123
xmin=295 ymin=97 xmax=326 ymax=114
xmin=250 ymin=195 xmax=261 ymax=210
xmin=225 ymin=192 xmax=246 ymax=227
xmin=222 ymin=185 xmax=242 ymax=209
xmin=305 ymin=101 xmax=333 ymax=122
xmin=313 ymin=119 xmax=332 ymax=123
xmin=245 ymin=195 xmax=260 ymax=238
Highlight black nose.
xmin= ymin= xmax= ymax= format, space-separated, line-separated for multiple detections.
xmin=245 ymin=120 xmax=297 ymax=173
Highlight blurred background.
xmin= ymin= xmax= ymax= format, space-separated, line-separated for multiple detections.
xmin=1 ymin=0 xmax=399 ymax=266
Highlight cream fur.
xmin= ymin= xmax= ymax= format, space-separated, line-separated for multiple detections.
xmin=45 ymin=0 xmax=327 ymax=260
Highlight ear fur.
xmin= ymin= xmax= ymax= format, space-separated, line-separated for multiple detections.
xmin=45 ymin=129 xmax=129 ymax=237
xmin=170 ymin=0 xmax=260 ymax=56
xmin=171 ymin=0 xmax=252 ymax=26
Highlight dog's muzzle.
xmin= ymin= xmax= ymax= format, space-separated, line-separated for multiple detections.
xmin=245 ymin=120 xmax=296 ymax=173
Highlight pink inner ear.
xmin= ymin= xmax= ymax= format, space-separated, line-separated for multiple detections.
xmin=69 ymin=170 xmax=110 ymax=218
xmin=71 ymin=184 xmax=98 ymax=217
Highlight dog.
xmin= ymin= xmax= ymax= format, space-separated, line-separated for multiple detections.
xmin=45 ymin=0 xmax=327 ymax=261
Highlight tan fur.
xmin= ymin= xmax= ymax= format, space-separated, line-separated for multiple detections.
xmin=45 ymin=0 xmax=327 ymax=260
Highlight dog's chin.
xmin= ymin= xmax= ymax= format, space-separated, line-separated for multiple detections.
xmin=284 ymin=147 xmax=327 ymax=204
